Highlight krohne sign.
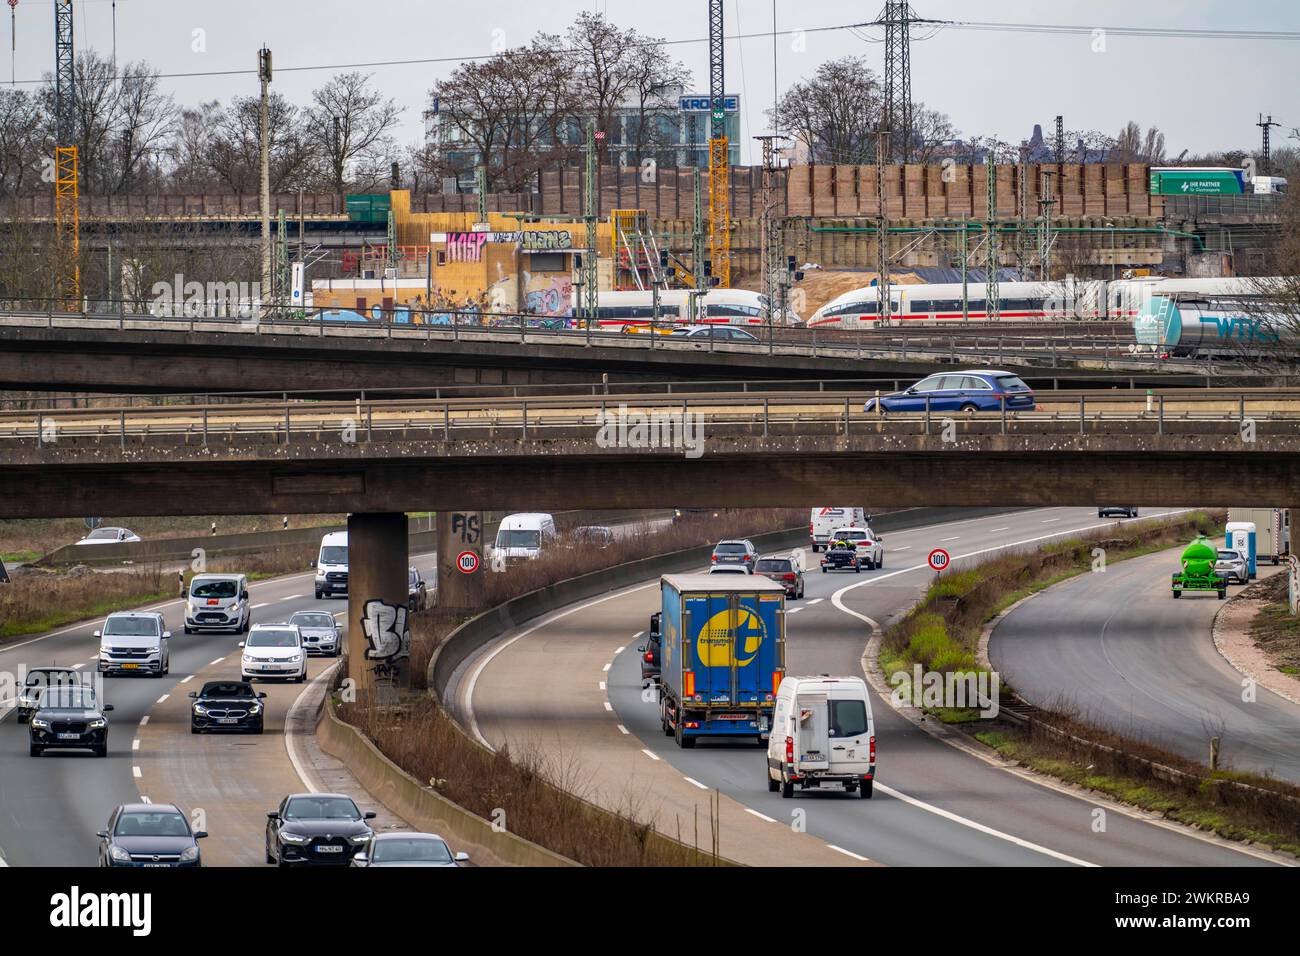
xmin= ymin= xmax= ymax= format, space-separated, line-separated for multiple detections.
xmin=679 ymin=95 xmax=739 ymax=113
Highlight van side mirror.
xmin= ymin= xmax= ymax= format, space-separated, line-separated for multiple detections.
xmin=103 ymin=704 xmax=114 ymax=712
xmin=309 ymin=560 xmax=316 ymax=569
xmin=93 ymin=630 xmax=101 ymax=639
xmin=238 ymin=642 xmax=246 ymax=648
xmin=188 ymin=692 xmax=198 ymax=699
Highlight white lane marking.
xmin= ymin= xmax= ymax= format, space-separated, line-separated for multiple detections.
xmin=71 ymin=663 xmax=83 ymax=670
xmin=87 ymin=655 xmax=97 ymax=661
xmin=282 ymin=595 xmax=304 ymax=601
xmin=632 ymin=632 xmax=644 ymax=640
xmin=156 ymin=695 xmax=169 ymax=704
xmin=603 ymin=702 xmax=613 ymax=712
xmin=940 ymin=536 xmax=960 ymax=542
xmin=787 ymin=607 xmax=802 ymax=614
xmin=989 ymin=527 xmax=1010 ymax=533
xmin=641 ymin=749 xmax=661 ymax=761
xmin=132 ymin=739 xmax=140 ymax=751
xmin=209 ymin=658 xmax=225 ymax=666
xmin=1042 ymin=518 xmax=1060 ymax=524
xmin=132 ymin=766 xmax=142 ymax=778
xmin=179 ymin=675 xmax=194 ymax=684
xmin=875 ymin=783 xmax=1095 ymax=866
xmin=462 ymin=581 xmax=661 ymax=748
xmin=806 ymin=598 xmax=824 ymax=606
xmin=139 ymin=716 xmax=149 ymax=727
xmin=598 ymin=681 xmax=606 ymax=691
xmin=616 ymin=725 xmax=630 ymax=735
xmin=602 ymin=662 xmax=612 ymax=672
xmin=615 ymin=646 xmax=625 ymax=655
xmin=683 ymin=777 xmax=709 ymax=790
xmin=827 ymin=844 xmax=872 ymax=862
xmin=252 ymin=603 xmax=270 ymax=610
xmin=745 ymin=808 xmax=777 ymax=823
xmin=828 ymin=511 xmax=1197 ymax=867
xmin=892 ymin=547 xmax=911 ymax=552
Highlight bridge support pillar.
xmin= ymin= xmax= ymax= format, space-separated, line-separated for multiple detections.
xmin=436 ymin=511 xmax=486 ymax=611
xmin=346 ymin=512 xmax=410 ymax=700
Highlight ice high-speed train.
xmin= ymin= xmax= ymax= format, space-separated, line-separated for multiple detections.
xmin=808 ymin=276 xmax=1298 ymax=357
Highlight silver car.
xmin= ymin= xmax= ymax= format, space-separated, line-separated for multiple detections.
xmin=1215 ymin=549 xmax=1248 ymax=585
xmin=288 ymin=611 xmax=341 ymax=657
xmin=351 ymin=832 xmax=469 ymax=868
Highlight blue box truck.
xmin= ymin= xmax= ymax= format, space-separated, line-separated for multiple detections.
xmin=657 ymin=574 xmax=786 ymax=748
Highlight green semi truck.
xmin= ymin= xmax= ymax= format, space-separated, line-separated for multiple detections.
xmin=1171 ymin=536 xmax=1227 ymax=599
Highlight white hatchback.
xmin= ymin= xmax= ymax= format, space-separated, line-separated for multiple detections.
xmin=240 ymin=625 xmax=307 ymax=683
xmin=830 ymin=527 xmax=884 ymax=570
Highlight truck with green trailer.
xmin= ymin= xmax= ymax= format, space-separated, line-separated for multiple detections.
xmin=1171 ymin=536 xmax=1227 ymax=599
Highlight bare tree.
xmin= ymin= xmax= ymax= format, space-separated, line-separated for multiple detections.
xmin=169 ymin=100 xmax=223 ymax=192
xmin=1113 ymin=121 xmax=1165 ymax=163
xmin=207 ymin=94 xmax=317 ymax=194
xmin=306 ymin=72 xmax=402 ymax=199
xmin=622 ymin=34 xmax=690 ymax=167
xmin=771 ymin=56 xmax=884 ymax=165
xmin=0 ymin=89 xmax=47 ymax=197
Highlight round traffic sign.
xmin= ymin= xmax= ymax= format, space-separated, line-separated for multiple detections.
xmin=927 ymin=549 xmax=950 ymax=572
xmin=456 ymin=550 xmax=480 ymax=574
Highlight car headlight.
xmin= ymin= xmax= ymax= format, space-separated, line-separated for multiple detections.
xmin=349 ymin=833 xmax=372 ymax=844
xmin=193 ymin=705 xmax=208 ymax=716
xmin=179 ymin=845 xmax=200 ymax=863
xmin=88 ymin=718 xmax=107 ymax=729
xmin=248 ymin=704 xmax=261 ymax=715
xmin=288 ymin=654 xmax=302 ymax=663
xmin=279 ymin=831 xmax=309 ymax=844
xmin=109 ymin=845 xmax=132 ymax=863
xmin=31 ymin=718 xmax=50 ymax=729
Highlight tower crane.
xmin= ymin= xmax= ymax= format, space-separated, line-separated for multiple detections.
xmin=706 ymin=0 xmax=729 ymax=289
xmin=53 ymin=0 xmax=79 ymax=308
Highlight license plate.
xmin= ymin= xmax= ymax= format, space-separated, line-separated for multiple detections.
xmin=802 ymin=753 xmax=824 ymax=762
xmin=57 ymin=733 xmax=81 ymax=739
xmin=315 ymin=845 xmax=343 ymax=854
xmin=217 ymin=718 xmax=238 ymax=724
xmin=121 ymin=663 xmax=139 ymax=669
xmin=141 ymin=863 xmax=169 ymax=868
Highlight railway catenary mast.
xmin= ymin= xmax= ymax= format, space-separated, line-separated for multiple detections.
xmin=53 ymin=0 xmax=79 ymax=308
xmin=707 ymin=0 xmax=730 ymax=289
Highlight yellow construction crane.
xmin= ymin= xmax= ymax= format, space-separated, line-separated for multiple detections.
xmin=54 ymin=0 xmax=80 ymax=309
xmin=707 ymin=0 xmax=729 ymax=289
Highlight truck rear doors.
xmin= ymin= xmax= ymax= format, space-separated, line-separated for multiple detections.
xmin=684 ymin=590 xmax=773 ymax=706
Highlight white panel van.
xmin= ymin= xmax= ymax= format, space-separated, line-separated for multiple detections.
xmin=767 ymin=676 xmax=875 ymax=798
xmin=810 ymin=508 xmax=868 ymax=552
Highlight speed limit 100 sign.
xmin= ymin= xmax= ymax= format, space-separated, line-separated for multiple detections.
xmin=927 ymin=549 xmax=950 ymax=572
xmin=456 ymin=550 xmax=480 ymax=574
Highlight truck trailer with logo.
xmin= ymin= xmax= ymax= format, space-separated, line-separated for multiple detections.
xmin=657 ymin=574 xmax=786 ymax=748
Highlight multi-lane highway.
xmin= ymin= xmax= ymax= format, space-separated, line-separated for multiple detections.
xmin=453 ymin=507 xmax=1289 ymax=867
xmin=991 ymin=550 xmax=1300 ymax=784
xmin=0 ymin=554 xmax=436 ymax=868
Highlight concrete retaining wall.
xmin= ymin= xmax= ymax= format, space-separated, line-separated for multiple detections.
xmin=316 ymin=693 xmax=577 ymax=867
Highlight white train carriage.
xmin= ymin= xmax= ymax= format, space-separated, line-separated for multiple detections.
xmin=586 ymin=288 xmax=803 ymax=330
xmin=808 ymin=280 xmax=1107 ymax=328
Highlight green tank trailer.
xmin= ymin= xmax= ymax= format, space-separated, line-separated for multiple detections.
xmin=1171 ymin=536 xmax=1227 ymax=600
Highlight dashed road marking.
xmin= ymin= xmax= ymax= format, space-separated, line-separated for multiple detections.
xmin=132 ymin=739 xmax=140 ymax=751
xmin=602 ymin=662 xmax=612 ymax=672
xmin=827 ymin=844 xmax=872 ymax=862
xmin=139 ymin=716 xmax=149 ymax=727
xmin=615 ymin=646 xmax=625 ymax=654
xmin=641 ymin=749 xmax=660 ymax=761
xmin=745 ymin=808 xmax=777 ymax=823
xmin=132 ymin=766 xmax=142 ymax=778
xmin=683 ymin=777 xmax=709 ymax=790
xmin=603 ymin=702 xmax=612 ymax=711
xmin=180 ymin=675 xmax=194 ymax=684
xmin=156 ymin=695 xmax=169 ymax=704
xmin=598 ymin=681 xmax=606 ymax=691
xmin=616 ymin=725 xmax=629 ymax=735
xmin=806 ymin=598 xmax=824 ymax=605
xmin=209 ymin=658 xmax=225 ymax=666
xmin=252 ymin=603 xmax=270 ymax=610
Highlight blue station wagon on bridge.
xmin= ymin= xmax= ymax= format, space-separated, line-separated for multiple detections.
xmin=864 ymin=370 xmax=1036 ymax=415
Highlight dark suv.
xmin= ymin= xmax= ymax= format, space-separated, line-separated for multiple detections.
xmin=189 ymin=680 xmax=267 ymax=734
xmin=639 ymin=612 xmax=662 ymax=685
xmin=755 ymin=554 xmax=805 ymax=599
xmin=29 ymin=684 xmax=114 ymax=757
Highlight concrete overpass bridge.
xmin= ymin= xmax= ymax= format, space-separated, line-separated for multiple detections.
xmin=0 ymin=309 xmax=1231 ymax=395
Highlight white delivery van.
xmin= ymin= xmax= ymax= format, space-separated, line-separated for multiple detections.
xmin=767 ymin=676 xmax=876 ymax=799
xmin=313 ymin=531 xmax=349 ymax=599
xmin=490 ymin=513 xmax=557 ymax=572
xmin=810 ymin=508 xmax=869 ymax=552
xmin=97 ymin=611 xmax=171 ymax=678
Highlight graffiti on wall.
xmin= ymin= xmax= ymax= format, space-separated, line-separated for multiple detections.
xmin=524 ymin=277 xmax=574 ymax=318
xmin=446 ymin=232 xmax=489 ymax=262
xmin=361 ymin=599 xmax=411 ymax=666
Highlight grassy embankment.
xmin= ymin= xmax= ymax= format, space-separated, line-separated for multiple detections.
xmin=881 ymin=509 xmax=1300 ymax=856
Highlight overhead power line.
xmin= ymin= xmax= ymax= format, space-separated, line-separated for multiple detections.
xmin=3 ymin=16 xmax=1296 ymax=88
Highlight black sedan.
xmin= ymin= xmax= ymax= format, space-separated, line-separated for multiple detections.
xmin=29 ymin=685 xmax=113 ymax=757
xmin=266 ymin=793 xmax=376 ymax=866
xmin=189 ymin=680 xmax=267 ymax=734
xmin=98 ymin=803 xmax=206 ymax=867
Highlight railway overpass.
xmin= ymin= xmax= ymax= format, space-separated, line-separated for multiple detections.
xmin=0 ymin=309 xmax=1228 ymax=395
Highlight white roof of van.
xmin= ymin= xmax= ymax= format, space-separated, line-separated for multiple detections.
xmin=320 ymin=531 xmax=348 ymax=544
xmin=498 ymin=513 xmax=555 ymax=528
xmin=663 ymin=574 xmax=785 ymax=593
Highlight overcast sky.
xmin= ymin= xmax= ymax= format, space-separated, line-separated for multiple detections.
xmin=10 ymin=0 xmax=1298 ymax=164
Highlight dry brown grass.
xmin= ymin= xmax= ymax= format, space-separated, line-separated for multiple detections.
xmin=339 ymin=696 xmax=724 ymax=867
